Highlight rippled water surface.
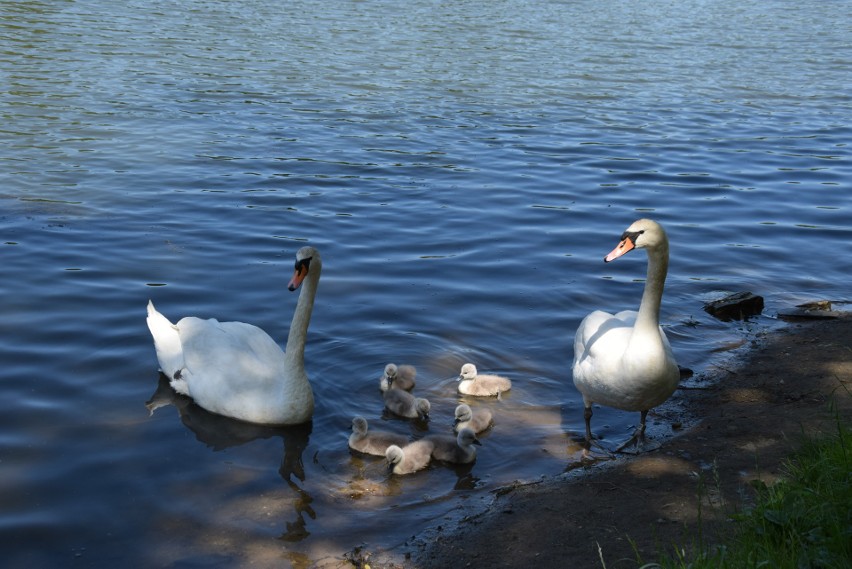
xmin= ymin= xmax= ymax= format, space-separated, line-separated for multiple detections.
xmin=1 ymin=0 xmax=850 ymax=566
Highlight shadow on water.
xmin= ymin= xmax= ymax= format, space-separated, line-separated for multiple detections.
xmin=145 ymin=375 xmax=315 ymax=543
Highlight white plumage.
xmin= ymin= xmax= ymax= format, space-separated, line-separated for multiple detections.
xmin=572 ymin=219 xmax=679 ymax=449
xmin=146 ymin=246 xmax=321 ymax=425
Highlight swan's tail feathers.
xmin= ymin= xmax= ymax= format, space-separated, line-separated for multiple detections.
xmin=146 ymin=300 xmax=185 ymax=380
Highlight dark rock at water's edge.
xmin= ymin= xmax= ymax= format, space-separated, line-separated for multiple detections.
xmin=704 ymin=291 xmax=764 ymax=321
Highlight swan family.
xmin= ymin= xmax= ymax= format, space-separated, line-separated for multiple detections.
xmin=146 ymin=218 xmax=681 ymax=461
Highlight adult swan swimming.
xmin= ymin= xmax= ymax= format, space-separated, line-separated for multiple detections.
xmin=146 ymin=246 xmax=321 ymax=425
xmin=572 ymin=220 xmax=679 ymax=451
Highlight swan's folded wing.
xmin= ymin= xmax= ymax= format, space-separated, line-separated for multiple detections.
xmin=179 ymin=319 xmax=286 ymax=390
xmin=574 ymin=311 xmax=632 ymax=361
xmin=572 ymin=310 xmax=636 ymax=388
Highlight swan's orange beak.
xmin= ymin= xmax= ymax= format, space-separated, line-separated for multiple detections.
xmin=604 ymin=236 xmax=635 ymax=263
xmin=288 ymin=265 xmax=308 ymax=291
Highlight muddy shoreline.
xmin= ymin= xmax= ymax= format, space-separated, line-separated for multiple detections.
xmin=358 ymin=314 xmax=851 ymax=569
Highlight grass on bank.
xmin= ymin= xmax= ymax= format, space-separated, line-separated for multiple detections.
xmin=647 ymin=418 xmax=851 ymax=569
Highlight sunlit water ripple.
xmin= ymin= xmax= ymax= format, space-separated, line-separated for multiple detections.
xmin=1 ymin=0 xmax=849 ymax=566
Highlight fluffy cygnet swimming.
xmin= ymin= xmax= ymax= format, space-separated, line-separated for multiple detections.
xmin=348 ymin=416 xmax=409 ymax=456
xmin=379 ymin=363 xmax=417 ymax=392
xmin=458 ymin=363 xmax=512 ymax=398
xmin=425 ymin=427 xmax=481 ymax=464
xmin=386 ymin=439 xmax=435 ymax=475
xmin=453 ymin=404 xmax=493 ymax=434
xmin=383 ymin=386 xmax=430 ymax=420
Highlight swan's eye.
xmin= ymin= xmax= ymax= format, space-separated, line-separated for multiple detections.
xmin=294 ymin=257 xmax=312 ymax=272
xmin=622 ymin=230 xmax=643 ymax=244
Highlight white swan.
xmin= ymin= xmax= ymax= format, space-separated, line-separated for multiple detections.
xmin=425 ymin=428 xmax=481 ymax=464
xmin=386 ymin=439 xmax=435 ymax=475
xmin=454 ymin=404 xmax=493 ymax=434
xmin=383 ymin=386 xmax=431 ymax=420
xmin=458 ymin=363 xmax=512 ymax=398
xmin=348 ymin=416 xmax=409 ymax=456
xmin=572 ymin=219 xmax=679 ymax=450
xmin=379 ymin=363 xmax=417 ymax=392
xmin=145 ymin=246 xmax=321 ymax=425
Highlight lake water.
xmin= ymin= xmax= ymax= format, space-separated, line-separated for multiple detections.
xmin=1 ymin=0 xmax=849 ymax=566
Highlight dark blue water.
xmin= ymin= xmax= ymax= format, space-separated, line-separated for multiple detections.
xmin=1 ymin=0 xmax=850 ymax=566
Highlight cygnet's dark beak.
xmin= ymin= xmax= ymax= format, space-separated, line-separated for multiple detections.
xmin=473 ymin=438 xmax=482 ymax=446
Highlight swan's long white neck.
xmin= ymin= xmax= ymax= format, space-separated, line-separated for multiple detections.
xmin=633 ymin=240 xmax=669 ymax=339
xmin=285 ymin=260 xmax=321 ymax=366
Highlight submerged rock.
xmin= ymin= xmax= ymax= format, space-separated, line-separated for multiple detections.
xmin=796 ymin=300 xmax=832 ymax=311
xmin=703 ymin=291 xmax=764 ymax=321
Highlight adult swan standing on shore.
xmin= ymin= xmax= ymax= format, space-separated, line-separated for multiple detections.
xmin=572 ymin=220 xmax=679 ymax=451
xmin=146 ymin=246 xmax=321 ymax=425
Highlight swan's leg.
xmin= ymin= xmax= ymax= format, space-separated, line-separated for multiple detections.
xmin=615 ymin=409 xmax=649 ymax=453
xmin=579 ymin=406 xmax=612 ymax=456
xmin=639 ymin=409 xmax=648 ymax=437
xmin=583 ymin=406 xmax=593 ymax=443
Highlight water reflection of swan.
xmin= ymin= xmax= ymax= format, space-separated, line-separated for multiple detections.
xmin=146 ymin=246 xmax=321 ymax=425
xmin=146 ymin=376 xmax=315 ymax=541
xmin=572 ymin=219 xmax=679 ymax=451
